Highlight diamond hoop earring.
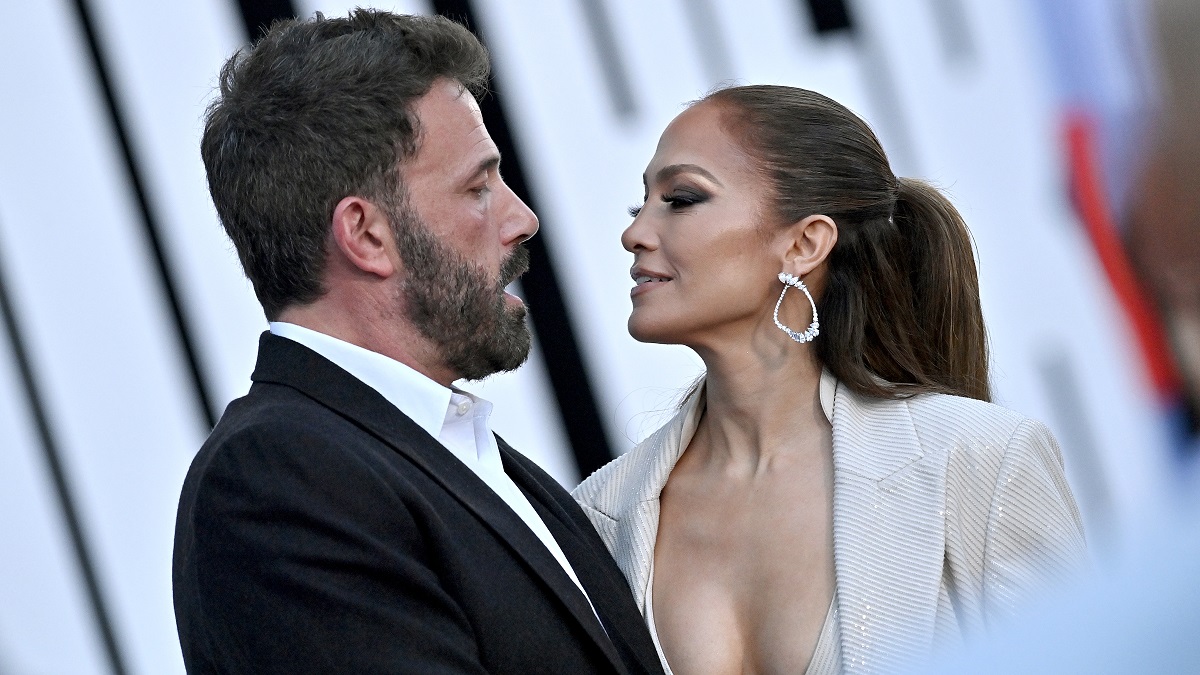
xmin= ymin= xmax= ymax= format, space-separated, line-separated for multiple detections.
xmin=774 ymin=272 xmax=820 ymax=343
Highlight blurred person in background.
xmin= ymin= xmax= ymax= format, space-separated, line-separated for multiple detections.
xmin=1129 ymin=0 xmax=1200 ymax=459
xmin=172 ymin=10 xmax=662 ymax=674
xmin=574 ymin=85 xmax=1087 ymax=674
xmin=914 ymin=3 xmax=1200 ymax=670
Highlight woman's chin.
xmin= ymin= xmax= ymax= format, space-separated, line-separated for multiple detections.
xmin=627 ymin=317 xmax=679 ymax=345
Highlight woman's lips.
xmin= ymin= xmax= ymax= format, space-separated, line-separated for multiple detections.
xmin=630 ymin=277 xmax=671 ymax=297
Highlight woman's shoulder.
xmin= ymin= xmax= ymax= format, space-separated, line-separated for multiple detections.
xmin=898 ymin=392 xmax=1087 ymax=617
xmin=900 ymin=391 xmax=1066 ymax=480
xmin=904 ymin=391 xmax=1030 ymax=441
xmin=838 ymin=382 xmax=1055 ymax=453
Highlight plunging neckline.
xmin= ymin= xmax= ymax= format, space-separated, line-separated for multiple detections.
xmin=643 ymin=559 xmax=842 ymax=675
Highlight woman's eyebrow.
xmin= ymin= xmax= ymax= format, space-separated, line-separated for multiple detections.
xmin=647 ymin=163 xmax=724 ymax=187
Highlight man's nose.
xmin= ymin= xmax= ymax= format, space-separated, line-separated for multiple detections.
xmin=500 ymin=182 xmax=538 ymax=246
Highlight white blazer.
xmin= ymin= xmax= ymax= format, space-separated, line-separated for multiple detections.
xmin=573 ymin=372 xmax=1087 ymax=674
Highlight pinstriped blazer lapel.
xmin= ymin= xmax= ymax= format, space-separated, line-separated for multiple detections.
xmin=610 ymin=388 xmax=706 ymax=614
xmin=829 ymin=378 xmax=946 ymax=673
xmin=586 ymin=374 xmax=947 ymax=673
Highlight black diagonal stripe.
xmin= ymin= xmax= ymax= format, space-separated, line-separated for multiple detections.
xmin=928 ymin=0 xmax=976 ymax=63
xmin=804 ymin=0 xmax=854 ymax=33
xmin=574 ymin=0 xmax=639 ymax=121
xmin=1037 ymin=348 xmax=1114 ymax=554
xmin=431 ymin=0 xmax=618 ymax=478
xmin=796 ymin=0 xmax=921 ymax=174
xmin=0 ymin=225 xmax=127 ymax=675
xmin=681 ymin=0 xmax=737 ymax=86
xmin=237 ymin=0 xmax=298 ymax=39
xmin=69 ymin=0 xmax=217 ymax=430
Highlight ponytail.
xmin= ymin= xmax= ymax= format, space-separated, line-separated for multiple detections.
xmin=708 ymin=85 xmax=990 ymax=402
xmin=894 ymin=178 xmax=989 ymax=400
xmin=812 ymin=178 xmax=989 ymax=402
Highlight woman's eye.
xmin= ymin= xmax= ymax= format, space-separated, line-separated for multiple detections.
xmin=661 ymin=192 xmax=704 ymax=209
xmin=627 ymin=203 xmax=644 ymax=217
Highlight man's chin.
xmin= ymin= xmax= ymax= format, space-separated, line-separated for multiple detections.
xmin=490 ymin=320 xmax=532 ymax=372
xmin=450 ymin=319 xmax=532 ymax=381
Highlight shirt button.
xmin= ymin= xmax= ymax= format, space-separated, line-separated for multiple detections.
xmin=456 ymin=401 xmax=471 ymax=415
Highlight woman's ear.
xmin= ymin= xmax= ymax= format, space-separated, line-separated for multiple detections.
xmin=780 ymin=214 xmax=838 ymax=277
xmin=330 ymin=196 xmax=397 ymax=278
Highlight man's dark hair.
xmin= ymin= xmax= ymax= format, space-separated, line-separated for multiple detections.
xmin=201 ymin=10 xmax=490 ymax=319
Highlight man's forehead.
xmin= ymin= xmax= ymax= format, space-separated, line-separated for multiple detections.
xmin=457 ymin=85 xmax=482 ymax=114
xmin=415 ymin=79 xmax=483 ymax=125
xmin=409 ymin=79 xmax=495 ymax=170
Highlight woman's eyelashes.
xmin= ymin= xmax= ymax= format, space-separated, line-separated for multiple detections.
xmin=627 ymin=190 xmax=708 ymax=217
xmin=662 ymin=190 xmax=705 ymax=209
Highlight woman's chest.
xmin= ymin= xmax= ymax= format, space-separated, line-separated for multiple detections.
xmin=651 ymin=471 xmax=836 ymax=674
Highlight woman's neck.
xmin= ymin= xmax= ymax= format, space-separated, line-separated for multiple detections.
xmin=692 ymin=336 xmax=829 ymax=472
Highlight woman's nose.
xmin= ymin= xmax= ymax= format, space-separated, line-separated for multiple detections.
xmin=621 ymin=213 xmax=653 ymax=253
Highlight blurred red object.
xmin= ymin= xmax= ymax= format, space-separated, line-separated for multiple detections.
xmin=1066 ymin=112 xmax=1183 ymax=401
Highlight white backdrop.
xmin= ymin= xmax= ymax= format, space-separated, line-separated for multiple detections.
xmin=0 ymin=1 xmax=1173 ymax=673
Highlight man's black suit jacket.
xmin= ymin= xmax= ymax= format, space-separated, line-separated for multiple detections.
xmin=173 ymin=332 xmax=663 ymax=674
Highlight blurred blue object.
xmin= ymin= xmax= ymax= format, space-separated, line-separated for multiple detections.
xmin=920 ymin=501 xmax=1200 ymax=674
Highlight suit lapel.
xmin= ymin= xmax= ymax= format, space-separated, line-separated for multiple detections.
xmin=500 ymin=443 xmax=656 ymax=675
xmin=251 ymin=333 xmax=621 ymax=668
xmin=586 ymin=369 xmax=947 ymax=672
xmin=828 ymin=377 xmax=946 ymax=673
xmin=610 ymin=387 xmax=706 ymax=614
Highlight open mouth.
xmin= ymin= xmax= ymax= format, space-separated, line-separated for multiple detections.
xmin=634 ymin=275 xmax=672 ymax=286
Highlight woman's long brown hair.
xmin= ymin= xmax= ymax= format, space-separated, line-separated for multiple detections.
xmin=707 ymin=85 xmax=990 ymax=401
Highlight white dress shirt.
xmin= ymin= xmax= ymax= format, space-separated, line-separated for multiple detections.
xmin=268 ymin=322 xmax=594 ymax=605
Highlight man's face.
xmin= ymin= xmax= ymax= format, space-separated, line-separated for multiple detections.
xmin=392 ymin=79 xmax=539 ymax=380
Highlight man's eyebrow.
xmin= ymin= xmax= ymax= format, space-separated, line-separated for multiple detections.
xmin=642 ymin=163 xmax=724 ymax=188
xmin=466 ymin=155 xmax=501 ymax=182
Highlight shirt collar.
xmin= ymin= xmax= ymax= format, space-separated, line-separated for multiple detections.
xmin=444 ymin=390 xmax=494 ymax=423
xmin=268 ymin=322 xmax=450 ymax=439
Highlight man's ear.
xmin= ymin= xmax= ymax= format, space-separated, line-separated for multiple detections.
xmin=780 ymin=214 xmax=838 ymax=277
xmin=330 ymin=196 xmax=397 ymax=278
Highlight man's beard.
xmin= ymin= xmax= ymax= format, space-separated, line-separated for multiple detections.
xmin=387 ymin=202 xmax=533 ymax=381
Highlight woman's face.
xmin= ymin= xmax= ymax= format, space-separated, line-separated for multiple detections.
xmin=622 ymin=101 xmax=789 ymax=349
